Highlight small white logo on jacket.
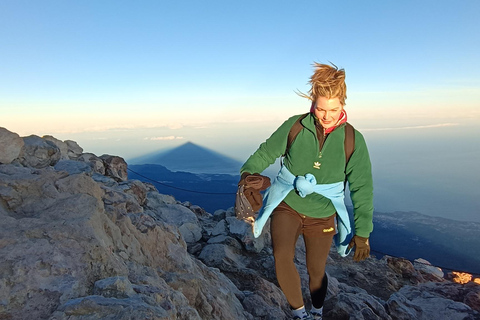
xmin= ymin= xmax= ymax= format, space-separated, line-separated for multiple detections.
xmin=313 ymin=162 xmax=321 ymax=169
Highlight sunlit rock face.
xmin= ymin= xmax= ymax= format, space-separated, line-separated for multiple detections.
xmin=0 ymin=127 xmax=24 ymax=164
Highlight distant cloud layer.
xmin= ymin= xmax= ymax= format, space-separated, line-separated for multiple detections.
xmin=362 ymin=123 xmax=459 ymax=132
xmin=145 ymin=136 xmax=185 ymax=141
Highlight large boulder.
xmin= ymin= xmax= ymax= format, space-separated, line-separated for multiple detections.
xmin=65 ymin=140 xmax=83 ymax=159
xmin=0 ymin=127 xmax=24 ymax=164
xmin=100 ymin=155 xmax=128 ymax=182
xmin=77 ymin=153 xmax=106 ymax=175
xmin=18 ymin=135 xmax=61 ymax=168
xmin=43 ymin=135 xmax=69 ymax=160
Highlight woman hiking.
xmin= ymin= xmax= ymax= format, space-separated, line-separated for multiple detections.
xmin=238 ymin=62 xmax=374 ymax=319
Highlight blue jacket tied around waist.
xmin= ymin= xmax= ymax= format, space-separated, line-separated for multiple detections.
xmin=253 ymin=164 xmax=353 ymax=257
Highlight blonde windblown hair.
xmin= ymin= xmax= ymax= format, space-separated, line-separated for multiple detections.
xmin=297 ymin=62 xmax=347 ymax=105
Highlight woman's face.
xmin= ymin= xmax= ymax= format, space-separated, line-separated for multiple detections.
xmin=314 ymin=96 xmax=344 ymax=129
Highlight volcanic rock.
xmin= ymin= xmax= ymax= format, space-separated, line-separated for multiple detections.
xmin=0 ymin=127 xmax=24 ymax=164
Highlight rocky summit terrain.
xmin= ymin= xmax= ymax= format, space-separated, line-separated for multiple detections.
xmin=0 ymin=127 xmax=479 ymax=320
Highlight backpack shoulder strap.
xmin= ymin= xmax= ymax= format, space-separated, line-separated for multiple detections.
xmin=285 ymin=113 xmax=309 ymax=155
xmin=344 ymin=122 xmax=355 ymax=165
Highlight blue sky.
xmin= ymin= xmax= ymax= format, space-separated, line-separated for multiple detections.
xmin=1 ymin=1 xmax=479 ymax=219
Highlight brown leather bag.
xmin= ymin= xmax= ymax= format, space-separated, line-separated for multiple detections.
xmin=235 ymin=174 xmax=271 ymax=222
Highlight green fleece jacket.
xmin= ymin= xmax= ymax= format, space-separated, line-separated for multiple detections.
xmin=241 ymin=113 xmax=374 ymax=238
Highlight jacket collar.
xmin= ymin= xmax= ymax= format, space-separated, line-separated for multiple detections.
xmin=303 ymin=110 xmax=347 ymax=135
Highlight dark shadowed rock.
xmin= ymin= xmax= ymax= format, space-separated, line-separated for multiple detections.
xmin=386 ymin=282 xmax=479 ymax=320
xmin=465 ymin=288 xmax=480 ymax=312
xmin=53 ymin=295 xmax=172 ymax=320
xmin=324 ymin=284 xmax=392 ymax=320
xmin=386 ymin=257 xmax=424 ymax=284
xmin=100 ymin=154 xmax=128 ymax=182
xmin=44 ymin=135 xmax=69 ymax=160
xmin=211 ymin=219 xmax=228 ymax=236
xmin=213 ymin=209 xmax=227 ymax=221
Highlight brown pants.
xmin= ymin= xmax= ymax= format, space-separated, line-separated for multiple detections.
xmin=271 ymin=201 xmax=335 ymax=309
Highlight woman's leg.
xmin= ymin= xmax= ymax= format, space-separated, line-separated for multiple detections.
xmin=304 ymin=234 xmax=333 ymax=308
xmin=270 ymin=202 xmax=303 ymax=309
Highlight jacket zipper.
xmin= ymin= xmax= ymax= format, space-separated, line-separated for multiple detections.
xmin=315 ymin=121 xmax=326 ymax=154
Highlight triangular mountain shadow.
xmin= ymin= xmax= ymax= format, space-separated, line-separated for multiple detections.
xmin=128 ymin=141 xmax=242 ymax=175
